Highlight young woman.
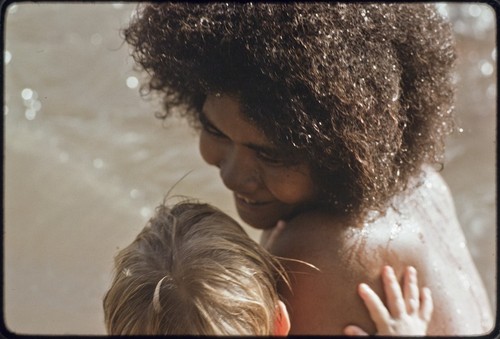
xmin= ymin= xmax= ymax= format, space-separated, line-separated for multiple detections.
xmin=123 ymin=3 xmax=493 ymax=334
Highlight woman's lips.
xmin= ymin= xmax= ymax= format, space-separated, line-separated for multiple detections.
xmin=234 ymin=193 xmax=271 ymax=206
xmin=233 ymin=193 xmax=279 ymax=229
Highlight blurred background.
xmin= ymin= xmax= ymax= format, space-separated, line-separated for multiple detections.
xmin=3 ymin=3 xmax=496 ymax=335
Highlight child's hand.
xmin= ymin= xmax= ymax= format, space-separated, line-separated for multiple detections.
xmin=344 ymin=266 xmax=433 ymax=336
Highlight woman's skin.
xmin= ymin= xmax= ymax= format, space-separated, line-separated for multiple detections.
xmin=199 ymin=94 xmax=493 ymax=335
xmin=199 ymin=94 xmax=318 ymax=229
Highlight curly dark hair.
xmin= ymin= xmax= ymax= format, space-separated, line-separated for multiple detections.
xmin=123 ymin=3 xmax=456 ymax=220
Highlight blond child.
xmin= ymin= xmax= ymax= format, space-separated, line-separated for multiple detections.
xmin=103 ymin=199 xmax=432 ymax=335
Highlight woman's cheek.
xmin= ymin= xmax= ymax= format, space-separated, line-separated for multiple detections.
xmin=263 ymin=168 xmax=318 ymax=204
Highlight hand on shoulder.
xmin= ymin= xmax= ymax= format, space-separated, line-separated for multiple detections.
xmin=344 ymin=266 xmax=433 ymax=336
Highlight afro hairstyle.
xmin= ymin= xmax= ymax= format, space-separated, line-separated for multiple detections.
xmin=124 ymin=3 xmax=456 ymax=220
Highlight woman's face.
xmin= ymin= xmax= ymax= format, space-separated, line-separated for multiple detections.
xmin=199 ymin=94 xmax=318 ymax=229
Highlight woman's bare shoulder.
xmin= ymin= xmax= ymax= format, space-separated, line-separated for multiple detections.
xmin=269 ymin=210 xmax=388 ymax=334
xmin=268 ymin=210 xmax=348 ymax=261
xmin=270 ymin=207 xmax=440 ymax=333
xmin=271 ymin=209 xmax=404 ymax=264
xmin=269 ymin=166 xmax=447 ymax=263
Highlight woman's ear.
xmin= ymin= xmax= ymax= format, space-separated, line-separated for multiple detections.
xmin=274 ymin=300 xmax=291 ymax=336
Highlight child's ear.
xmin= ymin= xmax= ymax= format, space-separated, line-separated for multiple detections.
xmin=274 ymin=300 xmax=291 ymax=336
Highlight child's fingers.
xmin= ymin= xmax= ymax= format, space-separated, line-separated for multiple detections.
xmin=343 ymin=325 xmax=369 ymax=336
xmin=419 ymin=287 xmax=434 ymax=322
xmin=358 ymin=283 xmax=391 ymax=328
xmin=403 ymin=266 xmax=420 ymax=313
xmin=382 ymin=265 xmax=406 ymax=317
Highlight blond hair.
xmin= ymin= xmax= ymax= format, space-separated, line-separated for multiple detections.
xmin=103 ymin=199 xmax=287 ymax=335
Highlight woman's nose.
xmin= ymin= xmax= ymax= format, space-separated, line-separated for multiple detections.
xmin=219 ymin=147 xmax=259 ymax=193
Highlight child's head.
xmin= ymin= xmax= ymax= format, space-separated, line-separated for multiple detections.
xmin=103 ymin=199 xmax=290 ymax=335
xmin=124 ymin=3 xmax=456 ymax=221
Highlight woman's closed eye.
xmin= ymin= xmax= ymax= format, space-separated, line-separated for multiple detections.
xmin=200 ymin=114 xmax=227 ymax=139
xmin=255 ymin=149 xmax=290 ymax=166
xmin=256 ymin=147 xmax=307 ymax=168
xmin=204 ymin=123 xmax=225 ymax=138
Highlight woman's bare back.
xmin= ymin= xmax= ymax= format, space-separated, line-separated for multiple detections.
xmin=264 ymin=167 xmax=493 ymax=335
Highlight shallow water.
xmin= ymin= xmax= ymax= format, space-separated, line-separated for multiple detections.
xmin=3 ymin=3 xmax=496 ymax=335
